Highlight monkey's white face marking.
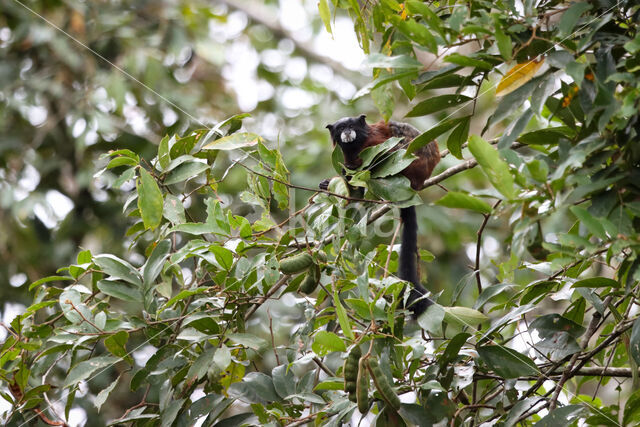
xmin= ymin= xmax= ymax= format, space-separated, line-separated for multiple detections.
xmin=340 ymin=129 xmax=356 ymax=143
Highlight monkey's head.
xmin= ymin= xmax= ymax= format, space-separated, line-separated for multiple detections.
xmin=325 ymin=114 xmax=370 ymax=152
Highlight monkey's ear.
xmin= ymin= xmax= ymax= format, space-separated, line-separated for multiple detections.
xmin=358 ymin=114 xmax=366 ymax=124
xmin=325 ymin=124 xmax=333 ymax=131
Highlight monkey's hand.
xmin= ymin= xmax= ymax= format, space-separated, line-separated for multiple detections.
xmin=319 ymin=179 xmax=331 ymax=191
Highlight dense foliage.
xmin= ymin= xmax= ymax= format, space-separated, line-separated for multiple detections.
xmin=2 ymin=0 xmax=640 ymax=426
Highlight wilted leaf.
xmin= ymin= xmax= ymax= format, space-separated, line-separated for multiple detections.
xmin=496 ymin=59 xmax=545 ymax=97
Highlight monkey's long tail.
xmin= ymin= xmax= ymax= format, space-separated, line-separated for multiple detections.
xmin=399 ymin=206 xmax=433 ymax=317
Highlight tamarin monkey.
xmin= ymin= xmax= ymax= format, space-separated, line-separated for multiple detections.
xmin=321 ymin=114 xmax=440 ymax=317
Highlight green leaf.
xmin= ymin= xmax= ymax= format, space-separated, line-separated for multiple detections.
xmin=357 ymin=137 xmax=402 ymax=169
xmin=624 ymin=388 xmax=640 ymax=426
xmin=312 ymin=331 xmax=346 ymax=356
xmin=94 ymin=373 xmax=120 ymax=412
xmin=486 ymin=77 xmax=540 ymax=130
xmin=63 ymin=355 xmax=121 ymax=388
xmin=97 ymin=280 xmax=143 ymax=303
xmin=157 ymin=135 xmax=171 ymax=170
xmin=468 ymin=135 xmax=516 ymax=199
xmin=104 ymin=331 xmax=132 ymax=363
xmin=318 ymin=0 xmax=332 ymax=35
xmin=370 ymin=150 xmax=416 ymax=179
xmin=228 ymin=333 xmax=268 ymax=351
xmin=534 ymin=405 xmax=586 ymax=426
xmin=446 ymin=116 xmax=470 ymax=159
xmin=444 ymin=53 xmax=493 ymax=70
xmin=94 ymin=254 xmax=142 ymax=286
xmin=493 ymin=16 xmax=512 ymax=61
xmin=210 ymin=245 xmax=234 ymax=270
xmin=407 ymin=116 xmax=466 ymax=154
xmin=107 ymin=156 xmax=137 ymax=169
xmin=435 ymin=191 xmax=492 ymax=214
xmin=162 ymin=286 xmax=209 ymax=310
xmin=477 ymin=345 xmax=539 ymax=379
xmin=202 ymin=132 xmax=262 ymax=150
xmin=137 ymin=167 xmax=163 ymax=230
xmin=364 ymin=54 xmax=423 ymax=70
xmin=142 ymin=240 xmax=171 ymax=286
xmin=272 ymin=365 xmax=296 ymax=399
xmin=29 ymin=275 xmax=73 ymax=291
xmin=371 ymin=83 xmax=394 ymax=121
xmin=442 ymin=332 xmax=471 ymax=365
xmin=572 ymin=277 xmax=619 ymax=288
xmin=368 ymin=176 xmax=416 ymax=202
xmin=214 ymin=345 xmax=231 ymax=371
xmin=391 ymin=16 xmax=437 ymax=53
xmin=530 ymin=314 xmax=585 ymax=339
xmin=569 ymin=206 xmax=608 ymax=240
xmin=518 ymin=127 xmax=574 ymax=145
xmin=558 ymin=3 xmax=592 ymax=37
xmin=163 ymin=161 xmax=209 ymax=185
xmin=443 ymin=306 xmax=489 ymax=326
xmin=406 ymin=94 xmax=472 ymax=117
xmin=629 ymin=318 xmax=640 ymax=365
xmin=228 ymin=372 xmax=279 ymax=403
xmin=417 ymin=303 xmax=445 ymax=335
xmin=334 ymin=291 xmax=354 ymax=340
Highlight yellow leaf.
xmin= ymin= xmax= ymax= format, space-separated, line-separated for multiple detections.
xmin=496 ymin=58 xmax=545 ymax=97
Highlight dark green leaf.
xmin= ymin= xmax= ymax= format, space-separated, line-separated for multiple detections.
xmin=312 ymin=331 xmax=346 ymax=356
xmin=368 ymin=176 xmax=416 ymax=202
xmin=164 ymin=161 xmax=209 ymax=185
xmin=227 ymin=372 xmax=279 ymax=403
xmin=534 ymin=405 xmax=586 ymax=426
xmin=104 ymin=331 xmax=131 ymax=363
xmin=272 ymin=365 xmax=296 ymax=399
xmin=477 ymin=345 xmax=539 ymax=378
xmin=142 ymin=240 xmax=171 ymax=286
xmin=137 ymin=167 xmax=163 ymax=230
xmin=435 ymin=191 xmax=492 ymax=214
xmin=558 ymin=3 xmax=592 ymax=37
xmin=444 ymin=53 xmax=492 ymax=70
xmin=407 ymin=117 xmax=467 ymax=154
xmin=630 ymin=318 xmax=640 ymax=365
xmin=572 ymin=277 xmax=619 ymax=288
xmin=364 ymin=54 xmax=423 ymax=70
xmin=94 ymin=255 xmax=142 ymax=286
xmin=64 ymin=355 xmax=121 ymax=388
xmin=468 ymin=135 xmax=516 ymax=199
xmin=406 ymin=94 xmax=472 ymax=117
xmin=447 ymin=116 xmax=470 ymax=159
xmin=97 ymin=280 xmax=143 ymax=303
xmin=530 ymin=314 xmax=585 ymax=339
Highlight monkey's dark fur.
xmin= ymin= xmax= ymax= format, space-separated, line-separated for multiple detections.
xmin=323 ymin=115 xmax=440 ymax=317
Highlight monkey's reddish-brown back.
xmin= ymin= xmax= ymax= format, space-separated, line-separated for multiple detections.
xmin=366 ymin=121 xmax=439 ymax=190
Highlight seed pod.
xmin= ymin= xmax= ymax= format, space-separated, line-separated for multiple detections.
xmin=299 ymin=264 xmax=320 ymax=294
xmin=343 ymin=345 xmax=361 ymax=401
xmin=356 ymin=356 xmax=370 ymax=413
xmin=366 ymin=357 xmax=401 ymax=411
xmin=279 ymin=252 xmax=313 ymax=274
